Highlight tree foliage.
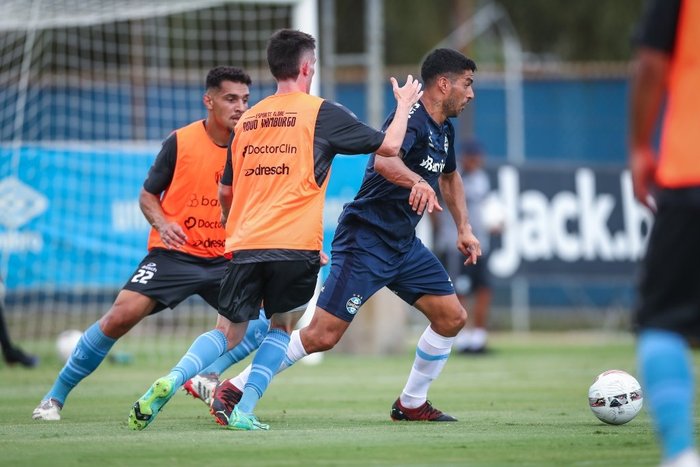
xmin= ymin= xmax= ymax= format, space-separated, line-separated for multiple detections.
xmin=333 ymin=0 xmax=645 ymax=65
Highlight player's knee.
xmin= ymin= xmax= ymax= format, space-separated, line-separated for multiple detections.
xmin=437 ymin=305 xmax=467 ymax=336
xmin=100 ymin=293 xmax=154 ymax=338
xmin=302 ymin=328 xmax=339 ymax=353
xmin=99 ymin=309 xmax=140 ymax=338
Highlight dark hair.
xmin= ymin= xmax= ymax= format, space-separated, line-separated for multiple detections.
xmin=266 ymin=29 xmax=316 ymax=80
xmin=421 ymin=49 xmax=476 ymax=86
xmin=205 ymin=66 xmax=252 ymax=90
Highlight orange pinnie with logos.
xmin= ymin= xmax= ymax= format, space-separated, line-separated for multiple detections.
xmin=147 ymin=120 xmax=226 ymax=258
xmin=225 ymin=92 xmax=325 ymax=253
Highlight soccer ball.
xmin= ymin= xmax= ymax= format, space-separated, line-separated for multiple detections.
xmin=56 ymin=329 xmax=82 ymax=362
xmin=588 ymin=369 xmax=643 ymax=425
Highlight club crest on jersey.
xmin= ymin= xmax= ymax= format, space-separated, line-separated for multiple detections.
xmin=345 ymin=294 xmax=363 ymax=315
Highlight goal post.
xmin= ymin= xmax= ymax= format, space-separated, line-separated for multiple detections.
xmin=0 ymin=0 xmax=317 ymax=352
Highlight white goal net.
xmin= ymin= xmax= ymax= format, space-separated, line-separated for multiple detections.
xmin=0 ymin=0 xmax=315 ymax=355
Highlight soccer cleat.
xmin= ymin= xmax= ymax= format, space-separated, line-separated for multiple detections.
xmin=226 ymin=406 xmax=269 ymax=431
xmin=4 ymin=346 xmax=38 ymax=368
xmin=209 ymin=379 xmax=243 ymax=426
xmin=662 ymin=449 xmax=700 ymax=467
xmin=390 ymin=398 xmax=457 ymax=422
xmin=182 ymin=373 xmax=219 ymax=406
xmin=128 ymin=375 xmax=177 ymax=430
xmin=32 ymin=399 xmax=62 ymax=421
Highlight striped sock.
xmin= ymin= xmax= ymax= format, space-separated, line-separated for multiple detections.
xmin=237 ymin=328 xmax=290 ymax=414
xmin=44 ymin=322 xmax=116 ymax=405
xmin=168 ymin=329 xmax=227 ymax=387
xmin=230 ymin=329 xmax=306 ymax=389
xmin=400 ymin=326 xmax=454 ymax=409
xmin=200 ymin=316 xmax=269 ymax=376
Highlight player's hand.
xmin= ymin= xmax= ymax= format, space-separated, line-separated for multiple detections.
xmin=409 ymin=178 xmax=442 ymax=216
xmin=457 ymin=228 xmax=481 ymax=265
xmin=629 ymin=146 xmax=657 ymax=212
xmin=320 ymin=251 xmax=329 ymax=266
xmin=391 ymin=74 xmax=423 ymax=109
xmin=158 ymin=221 xmax=187 ymax=249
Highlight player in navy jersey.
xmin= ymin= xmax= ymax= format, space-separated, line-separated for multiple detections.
xmin=211 ymin=48 xmax=479 ymax=424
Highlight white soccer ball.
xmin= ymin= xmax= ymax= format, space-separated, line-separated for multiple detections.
xmin=56 ymin=329 xmax=83 ymax=362
xmin=588 ymin=369 xmax=643 ymax=425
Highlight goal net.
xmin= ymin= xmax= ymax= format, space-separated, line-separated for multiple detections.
xmin=0 ymin=0 xmax=315 ymax=357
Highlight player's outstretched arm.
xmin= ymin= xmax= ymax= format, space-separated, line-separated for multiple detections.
xmin=375 ymin=75 xmax=422 ymax=157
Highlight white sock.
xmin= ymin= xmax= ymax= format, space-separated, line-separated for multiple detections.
xmin=454 ymin=328 xmax=472 ymax=350
xmin=399 ymin=326 xmax=454 ymax=409
xmin=229 ymin=329 xmax=307 ymax=388
xmin=470 ymin=328 xmax=487 ymax=350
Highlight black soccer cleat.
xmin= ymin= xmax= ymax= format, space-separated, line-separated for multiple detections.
xmin=209 ymin=380 xmax=243 ymax=426
xmin=390 ymin=398 xmax=457 ymax=422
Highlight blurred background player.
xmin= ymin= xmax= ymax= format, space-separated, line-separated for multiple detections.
xmin=433 ymin=139 xmax=500 ymax=354
xmin=1 ymin=277 xmax=37 ymax=368
xmin=128 ymin=28 xmax=423 ymax=432
xmin=32 ymin=66 xmax=270 ymax=421
xmin=630 ymin=0 xmax=700 ymax=466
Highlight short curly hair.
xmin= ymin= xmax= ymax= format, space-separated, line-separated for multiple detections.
xmin=205 ymin=66 xmax=252 ymax=90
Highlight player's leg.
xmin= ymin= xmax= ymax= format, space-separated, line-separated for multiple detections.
xmin=32 ymin=290 xmax=156 ymax=420
xmin=635 ymin=203 xmax=700 ymax=465
xmin=183 ymin=260 xmax=271 ymax=405
xmin=129 ymin=260 xmax=259 ymax=430
xmin=390 ymin=240 xmax=465 ymax=421
xmin=0 ymin=298 xmax=37 ymax=368
xmin=228 ymin=258 xmax=319 ymax=431
xmin=184 ymin=312 xmax=269 ymax=405
xmin=464 ymin=258 xmax=492 ymax=353
xmin=129 ymin=313 xmax=248 ymax=430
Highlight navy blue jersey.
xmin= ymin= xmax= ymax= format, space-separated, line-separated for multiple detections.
xmin=337 ymin=101 xmax=457 ymax=252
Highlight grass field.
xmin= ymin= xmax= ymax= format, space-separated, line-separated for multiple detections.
xmin=0 ymin=332 xmax=691 ymax=466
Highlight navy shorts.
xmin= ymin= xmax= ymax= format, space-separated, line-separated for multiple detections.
xmin=122 ymin=248 xmax=228 ymax=314
xmin=218 ymin=258 xmax=320 ymax=323
xmin=438 ymin=251 xmax=491 ymax=296
xmin=634 ymin=190 xmax=700 ymax=338
xmin=317 ymin=223 xmax=455 ymax=322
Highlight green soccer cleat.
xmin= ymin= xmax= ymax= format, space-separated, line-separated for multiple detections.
xmin=226 ymin=406 xmax=269 ymax=431
xmin=128 ymin=375 xmax=178 ymax=430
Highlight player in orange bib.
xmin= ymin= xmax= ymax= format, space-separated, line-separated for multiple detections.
xmin=630 ymin=1 xmax=700 ymax=465
xmin=129 ymin=29 xmax=423 ymax=431
xmin=33 ymin=67 xmax=270 ymax=421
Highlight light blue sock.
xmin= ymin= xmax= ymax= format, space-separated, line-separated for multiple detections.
xmin=638 ymin=329 xmax=695 ymax=460
xmin=237 ymin=328 xmax=290 ymax=414
xmin=44 ymin=322 xmax=116 ymax=405
xmin=168 ymin=329 xmax=227 ymax=387
xmin=200 ymin=314 xmax=269 ymax=376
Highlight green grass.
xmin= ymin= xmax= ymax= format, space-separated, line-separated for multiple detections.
xmin=0 ymin=332 xmax=691 ymax=466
